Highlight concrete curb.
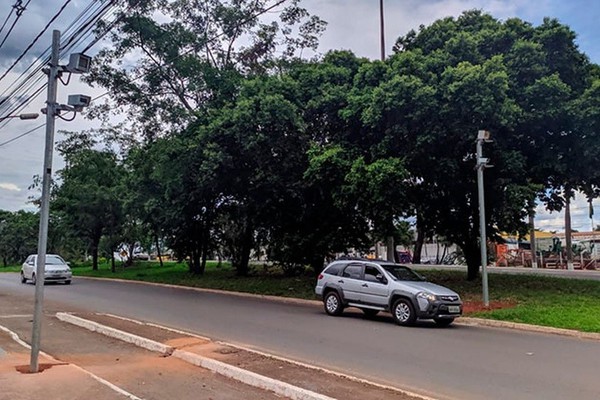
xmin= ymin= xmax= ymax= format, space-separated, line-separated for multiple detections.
xmin=56 ymin=312 xmax=174 ymax=356
xmin=57 ymin=313 xmax=336 ymax=400
xmin=172 ymin=349 xmax=335 ymax=400
xmin=457 ymin=317 xmax=600 ymax=341
xmin=99 ymin=313 xmax=438 ymax=400
xmin=77 ymin=276 xmax=319 ymax=306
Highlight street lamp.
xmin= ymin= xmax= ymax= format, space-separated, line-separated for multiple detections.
xmin=0 ymin=112 xmax=39 ymax=122
xmin=476 ymin=130 xmax=492 ymax=307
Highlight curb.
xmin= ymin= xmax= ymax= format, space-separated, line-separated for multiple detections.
xmin=100 ymin=313 xmax=438 ymax=400
xmin=56 ymin=312 xmax=174 ymax=355
xmin=57 ymin=313 xmax=335 ymax=400
xmin=172 ymin=350 xmax=335 ymax=400
xmin=77 ymin=276 xmax=319 ymax=306
xmin=457 ymin=317 xmax=600 ymax=341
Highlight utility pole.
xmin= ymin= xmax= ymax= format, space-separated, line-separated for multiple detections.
xmin=30 ymin=30 xmax=60 ymax=373
xmin=529 ymin=209 xmax=538 ymax=268
xmin=379 ymin=0 xmax=395 ymax=262
xmin=565 ymin=188 xmax=574 ymax=270
xmin=476 ymin=130 xmax=491 ymax=307
xmin=379 ymin=0 xmax=385 ymax=60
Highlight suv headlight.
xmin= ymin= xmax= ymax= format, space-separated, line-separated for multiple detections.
xmin=417 ymin=292 xmax=437 ymax=302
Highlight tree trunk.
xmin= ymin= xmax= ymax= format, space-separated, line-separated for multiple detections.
xmin=155 ymin=233 xmax=163 ymax=268
xmin=565 ymin=188 xmax=574 ymax=270
xmin=199 ymin=225 xmax=209 ymax=275
xmin=91 ymin=239 xmax=100 ymax=271
xmin=190 ymin=249 xmax=202 ymax=275
xmin=111 ymin=249 xmax=116 ymax=273
xmin=413 ymin=219 xmax=425 ymax=264
xmin=310 ymin=254 xmax=324 ymax=275
xmin=236 ymin=224 xmax=253 ymax=276
xmin=386 ymin=236 xmax=395 ymax=262
xmin=463 ymin=241 xmax=480 ymax=281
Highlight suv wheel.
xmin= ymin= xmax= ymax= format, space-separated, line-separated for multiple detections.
xmin=392 ymin=298 xmax=416 ymax=326
xmin=20 ymin=272 xmax=26 ymax=284
xmin=434 ymin=317 xmax=454 ymax=327
xmin=324 ymin=291 xmax=343 ymax=316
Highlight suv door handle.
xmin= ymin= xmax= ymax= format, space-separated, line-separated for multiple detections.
xmin=362 ymin=283 xmax=368 ymax=287
xmin=338 ymin=280 xmax=344 ymax=284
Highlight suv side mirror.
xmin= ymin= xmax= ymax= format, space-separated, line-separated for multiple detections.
xmin=376 ymin=274 xmax=387 ymax=283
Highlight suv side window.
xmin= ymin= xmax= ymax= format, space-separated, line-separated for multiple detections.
xmin=364 ymin=265 xmax=384 ymax=283
xmin=342 ymin=264 xmax=363 ymax=279
xmin=324 ymin=263 xmax=344 ymax=276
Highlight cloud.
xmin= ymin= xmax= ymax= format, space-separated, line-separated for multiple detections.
xmin=0 ymin=182 xmax=21 ymax=191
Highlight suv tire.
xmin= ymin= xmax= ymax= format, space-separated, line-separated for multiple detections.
xmin=392 ymin=298 xmax=416 ymax=326
xmin=20 ymin=272 xmax=26 ymax=284
xmin=324 ymin=291 xmax=343 ymax=316
xmin=434 ymin=317 xmax=454 ymax=327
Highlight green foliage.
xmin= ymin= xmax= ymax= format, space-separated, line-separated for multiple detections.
xmin=0 ymin=210 xmax=38 ymax=266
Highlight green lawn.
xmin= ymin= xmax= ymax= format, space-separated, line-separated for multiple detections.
xmin=0 ymin=265 xmax=21 ymax=272
xmin=4 ymin=261 xmax=600 ymax=333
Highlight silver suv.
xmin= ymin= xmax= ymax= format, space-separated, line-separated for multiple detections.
xmin=315 ymin=259 xmax=462 ymax=326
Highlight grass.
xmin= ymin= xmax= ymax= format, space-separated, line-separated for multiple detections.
xmin=4 ymin=260 xmax=600 ymax=333
xmin=0 ymin=265 xmax=21 ymax=272
xmin=70 ymin=261 xmax=317 ymax=300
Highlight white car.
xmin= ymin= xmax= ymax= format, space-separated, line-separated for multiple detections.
xmin=21 ymin=254 xmax=72 ymax=285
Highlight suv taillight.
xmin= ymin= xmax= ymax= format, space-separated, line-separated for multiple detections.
xmin=318 ymin=274 xmax=324 ymax=280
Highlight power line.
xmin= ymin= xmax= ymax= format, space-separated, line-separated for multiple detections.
xmin=0 ymin=1 xmax=118 ymax=127
xmin=0 ymin=0 xmax=32 ymax=50
xmin=0 ymin=0 xmax=73 ymax=85
xmin=0 ymin=0 xmax=290 ymax=147
xmin=0 ymin=122 xmax=44 ymax=147
xmin=0 ymin=3 xmax=16 ymax=37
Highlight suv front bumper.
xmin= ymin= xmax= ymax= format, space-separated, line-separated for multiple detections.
xmin=417 ymin=301 xmax=463 ymax=319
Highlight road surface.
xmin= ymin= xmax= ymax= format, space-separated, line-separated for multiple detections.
xmin=1 ymin=273 xmax=598 ymax=400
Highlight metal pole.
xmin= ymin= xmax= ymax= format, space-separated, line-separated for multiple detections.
xmin=529 ymin=204 xmax=538 ymax=268
xmin=476 ymin=133 xmax=489 ymax=307
xmin=379 ymin=0 xmax=385 ymax=60
xmin=30 ymin=29 xmax=60 ymax=373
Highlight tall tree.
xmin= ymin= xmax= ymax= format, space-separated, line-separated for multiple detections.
xmin=53 ymin=133 xmax=126 ymax=270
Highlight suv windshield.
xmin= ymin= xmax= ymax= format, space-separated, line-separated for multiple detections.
xmin=381 ymin=265 xmax=425 ymax=282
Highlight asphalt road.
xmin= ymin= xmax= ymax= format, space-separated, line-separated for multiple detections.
xmin=1 ymin=273 xmax=599 ymax=400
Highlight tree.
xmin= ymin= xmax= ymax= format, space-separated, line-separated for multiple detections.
xmin=86 ymin=0 xmax=326 ymax=137
xmin=382 ymin=11 xmax=598 ymax=279
xmin=0 ymin=210 xmax=38 ymax=266
xmin=53 ymin=133 xmax=126 ymax=270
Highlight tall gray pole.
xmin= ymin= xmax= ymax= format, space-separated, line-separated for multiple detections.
xmin=476 ymin=131 xmax=489 ymax=307
xmin=30 ymin=29 xmax=60 ymax=373
xmin=379 ymin=0 xmax=385 ymax=60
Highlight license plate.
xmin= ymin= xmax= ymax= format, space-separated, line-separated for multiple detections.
xmin=448 ymin=305 xmax=460 ymax=314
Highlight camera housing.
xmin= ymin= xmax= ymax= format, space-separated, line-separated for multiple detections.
xmin=67 ymin=94 xmax=92 ymax=110
xmin=66 ymin=53 xmax=92 ymax=74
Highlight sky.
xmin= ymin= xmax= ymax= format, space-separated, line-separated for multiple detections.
xmin=0 ymin=0 xmax=599 ymax=232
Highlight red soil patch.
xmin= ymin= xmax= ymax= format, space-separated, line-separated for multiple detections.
xmin=463 ymin=300 xmax=517 ymax=313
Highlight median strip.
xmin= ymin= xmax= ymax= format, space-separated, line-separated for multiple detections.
xmin=56 ymin=312 xmax=337 ymax=400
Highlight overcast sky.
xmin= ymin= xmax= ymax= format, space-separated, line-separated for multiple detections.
xmin=0 ymin=0 xmax=598 ymax=232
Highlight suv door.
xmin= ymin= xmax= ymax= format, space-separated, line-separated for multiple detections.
xmin=360 ymin=264 xmax=389 ymax=306
xmin=339 ymin=263 xmax=364 ymax=302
